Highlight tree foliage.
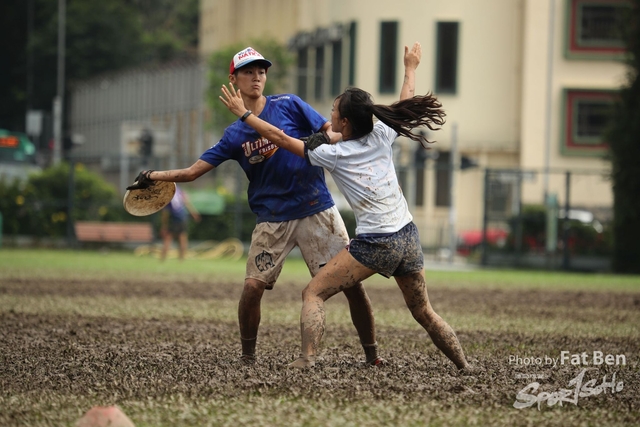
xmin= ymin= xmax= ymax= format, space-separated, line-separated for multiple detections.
xmin=607 ymin=0 xmax=640 ymax=273
xmin=205 ymin=40 xmax=294 ymax=133
xmin=1 ymin=0 xmax=199 ymax=132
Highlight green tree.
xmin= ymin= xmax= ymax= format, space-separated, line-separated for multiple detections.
xmin=130 ymin=0 xmax=200 ymax=58
xmin=1 ymin=0 xmax=199 ymax=132
xmin=205 ymin=40 xmax=294 ymax=133
xmin=0 ymin=0 xmax=35 ymax=130
xmin=608 ymin=0 xmax=640 ymax=273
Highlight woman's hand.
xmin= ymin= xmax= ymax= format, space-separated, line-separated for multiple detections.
xmin=404 ymin=41 xmax=421 ymax=71
xmin=400 ymin=42 xmax=421 ymax=100
xmin=219 ymin=83 xmax=248 ymax=117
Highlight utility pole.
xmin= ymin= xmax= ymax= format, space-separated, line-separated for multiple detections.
xmin=27 ymin=0 xmax=34 ymax=110
xmin=53 ymin=0 xmax=66 ymax=165
xmin=543 ymin=0 xmax=556 ymax=200
xmin=448 ymin=123 xmax=458 ymax=263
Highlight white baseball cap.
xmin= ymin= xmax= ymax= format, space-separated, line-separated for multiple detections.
xmin=229 ymin=47 xmax=272 ymax=74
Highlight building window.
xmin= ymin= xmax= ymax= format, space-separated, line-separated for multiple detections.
xmin=487 ymin=180 xmax=510 ymax=215
xmin=414 ymin=147 xmax=428 ymax=207
xmin=561 ymin=88 xmax=616 ymax=156
xmin=379 ymin=21 xmax=398 ymax=94
xmin=331 ymin=41 xmax=342 ymax=96
xmin=435 ymin=152 xmax=451 ymax=207
xmin=290 ymin=23 xmax=351 ymax=100
xmin=415 ymin=167 xmax=425 ymax=207
xmin=349 ymin=22 xmax=357 ymax=86
xmin=296 ymin=48 xmax=308 ymax=100
xmin=565 ymin=0 xmax=631 ymax=60
xmin=435 ymin=22 xmax=459 ymax=94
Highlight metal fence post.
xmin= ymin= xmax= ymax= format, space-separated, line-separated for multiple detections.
xmin=481 ymin=168 xmax=490 ymax=266
xmin=562 ymin=171 xmax=571 ymax=270
xmin=66 ymin=160 xmax=76 ymax=246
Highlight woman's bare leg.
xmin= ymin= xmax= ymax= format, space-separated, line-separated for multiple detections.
xmin=290 ymin=249 xmax=376 ymax=368
xmin=395 ymin=270 xmax=469 ymax=370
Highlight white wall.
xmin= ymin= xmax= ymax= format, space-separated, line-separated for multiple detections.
xmin=519 ymin=0 xmax=624 ymax=208
xmin=197 ymin=0 xmax=622 ymax=246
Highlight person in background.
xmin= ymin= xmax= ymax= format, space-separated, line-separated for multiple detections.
xmin=139 ymin=128 xmax=154 ymax=168
xmin=220 ymin=42 xmax=471 ymax=371
xmin=126 ymin=47 xmax=382 ymax=366
xmin=160 ymin=185 xmax=201 ymax=261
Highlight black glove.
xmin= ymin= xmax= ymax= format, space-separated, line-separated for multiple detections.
xmin=126 ymin=170 xmax=155 ymax=190
xmin=301 ymin=131 xmax=330 ymax=150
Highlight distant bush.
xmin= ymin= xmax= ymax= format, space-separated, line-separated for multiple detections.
xmin=189 ymin=199 xmax=256 ymax=242
xmin=507 ymin=205 xmax=612 ymax=256
xmin=0 ymin=162 xmax=126 ymax=237
xmin=0 ymin=176 xmax=25 ymax=235
xmin=1 ymin=163 xmax=359 ymax=243
xmin=187 ymin=205 xmax=356 ymax=243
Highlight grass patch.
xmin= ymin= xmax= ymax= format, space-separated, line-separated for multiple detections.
xmin=2 ymin=248 xmax=639 ymax=292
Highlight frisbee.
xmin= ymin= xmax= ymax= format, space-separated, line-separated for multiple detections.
xmin=123 ymin=181 xmax=176 ymax=216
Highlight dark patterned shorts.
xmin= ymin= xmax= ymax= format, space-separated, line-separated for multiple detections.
xmin=348 ymin=222 xmax=424 ymax=278
xmin=168 ymin=218 xmax=188 ymax=236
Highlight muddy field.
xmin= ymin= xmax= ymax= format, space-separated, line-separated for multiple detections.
xmin=1 ymin=276 xmax=639 ymax=426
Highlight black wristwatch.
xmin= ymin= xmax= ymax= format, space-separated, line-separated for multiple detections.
xmin=240 ymin=110 xmax=252 ymax=122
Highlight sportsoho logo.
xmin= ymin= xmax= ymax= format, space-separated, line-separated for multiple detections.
xmin=509 ymin=351 xmax=626 ymax=410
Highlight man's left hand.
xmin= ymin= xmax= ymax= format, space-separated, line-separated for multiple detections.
xmin=126 ymin=170 xmax=155 ymax=190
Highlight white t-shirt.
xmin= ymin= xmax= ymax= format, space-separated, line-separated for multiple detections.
xmin=307 ymin=121 xmax=413 ymax=236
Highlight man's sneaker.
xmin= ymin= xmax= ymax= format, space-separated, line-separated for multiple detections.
xmin=239 ymin=354 xmax=256 ymax=365
xmin=366 ymin=357 xmax=388 ymax=367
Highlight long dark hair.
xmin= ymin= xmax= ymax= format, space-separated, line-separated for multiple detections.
xmin=336 ymin=87 xmax=446 ymax=147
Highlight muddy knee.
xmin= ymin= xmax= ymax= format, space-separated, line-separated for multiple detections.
xmin=301 ymin=283 xmax=333 ymax=303
xmin=408 ymin=304 xmax=438 ymax=326
xmin=300 ymin=285 xmax=314 ymax=302
xmin=242 ymin=278 xmax=268 ymax=299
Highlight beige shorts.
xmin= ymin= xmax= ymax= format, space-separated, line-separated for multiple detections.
xmin=245 ymin=206 xmax=349 ymax=289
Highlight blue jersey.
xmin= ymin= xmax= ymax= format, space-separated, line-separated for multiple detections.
xmin=200 ymin=94 xmax=334 ymax=223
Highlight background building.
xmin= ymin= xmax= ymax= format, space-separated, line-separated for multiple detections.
xmin=70 ymin=0 xmax=627 ymax=259
xmin=200 ymin=0 xmax=625 ymax=249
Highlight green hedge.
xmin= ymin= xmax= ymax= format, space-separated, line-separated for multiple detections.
xmin=0 ymin=162 xmax=129 ymax=237
xmin=506 ymin=205 xmax=612 ymax=256
xmin=0 ymin=162 xmax=357 ymax=243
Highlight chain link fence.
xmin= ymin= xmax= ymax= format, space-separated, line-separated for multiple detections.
xmin=477 ymin=168 xmax=612 ymax=271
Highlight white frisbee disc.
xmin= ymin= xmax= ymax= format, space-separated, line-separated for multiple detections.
xmin=123 ymin=181 xmax=176 ymax=216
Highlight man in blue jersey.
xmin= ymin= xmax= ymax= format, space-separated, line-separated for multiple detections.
xmin=127 ymin=47 xmax=382 ymax=366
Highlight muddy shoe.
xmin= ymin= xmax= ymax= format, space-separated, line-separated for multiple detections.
xmin=288 ymin=357 xmax=315 ymax=369
xmin=239 ymin=354 xmax=256 ymax=365
xmin=366 ymin=357 xmax=388 ymax=367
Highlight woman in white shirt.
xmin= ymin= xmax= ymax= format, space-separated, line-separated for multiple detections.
xmin=220 ymin=42 xmax=470 ymax=371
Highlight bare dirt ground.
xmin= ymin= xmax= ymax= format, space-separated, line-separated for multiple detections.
xmin=1 ymin=277 xmax=638 ymax=425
